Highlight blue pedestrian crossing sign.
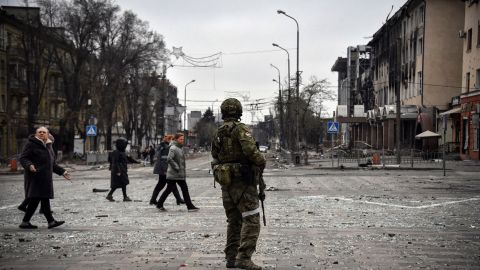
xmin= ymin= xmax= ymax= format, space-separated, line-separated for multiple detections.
xmin=327 ymin=121 xmax=339 ymax=134
xmin=86 ymin=125 xmax=97 ymax=136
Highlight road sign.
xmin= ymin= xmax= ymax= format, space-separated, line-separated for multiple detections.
xmin=327 ymin=121 xmax=339 ymax=134
xmin=86 ymin=125 xmax=97 ymax=136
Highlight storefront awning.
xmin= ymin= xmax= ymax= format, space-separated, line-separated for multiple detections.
xmin=415 ymin=130 xmax=441 ymax=139
xmin=439 ymin=107 xmax=461 ymax=117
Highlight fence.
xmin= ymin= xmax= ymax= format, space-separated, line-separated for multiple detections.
xmin=318 ymin=147 xmax=450 ymax=167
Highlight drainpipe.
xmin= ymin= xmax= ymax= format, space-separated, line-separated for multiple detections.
xmin=421 ymin=0 xmax=426 ymax=107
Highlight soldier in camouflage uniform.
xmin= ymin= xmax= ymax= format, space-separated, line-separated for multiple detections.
xmin=211 ymin=98 xmax=266 ymax=270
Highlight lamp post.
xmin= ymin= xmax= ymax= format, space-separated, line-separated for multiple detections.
xmin=277 ymin=9 xmax=300 ymax=157
xmin=272 ymin=43 xmax=291 ymax=150
xmin=158 ymin=64 xmax=174 ymax=139
xmin=272 ymin=43 xmax=291 ymax=101
xmin=184 ymin=79 xmax=196 ymax=142
xmin=271 ymin=64 xmax=285 ymax=149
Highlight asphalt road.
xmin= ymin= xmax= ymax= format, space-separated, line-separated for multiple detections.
xmin=0 ymin=153 xmax=479 ymax=269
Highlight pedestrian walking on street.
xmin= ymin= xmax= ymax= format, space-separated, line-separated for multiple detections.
xmin=106 ymin=138 xmax=139 ymax=202
xmin=18 ymin=127 xmax=72 ymax=229
xmin=211 ymin=98 xmax=266 ymax=270
xmin=156 ymin=133 xmax=199 ymax=212
xmin=142 ymin=147 xmax=149 ymax=166
xmin=18 ymin=133 xmax=57 ymax=214
xmin=149 ymin=145 xmax=155 ymax=166
xmin=150 ymin=135 xmax=184 ymax=205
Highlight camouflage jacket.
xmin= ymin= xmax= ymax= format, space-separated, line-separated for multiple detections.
xmin=211 ymin=120 xmax=265 ymax=168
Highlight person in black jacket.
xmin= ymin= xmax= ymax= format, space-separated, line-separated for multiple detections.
xmin=106 ymin=138 xmax=139 ymax=202
xmin=18 ymin=133 xmax=57 ymax=214
xmin=150 ymin=135 xmax=184 ymax=205
xmin=149 ymin=145 xmax=155 ymax=166
xmin=18 ymin=127 xmax=71 ymax=229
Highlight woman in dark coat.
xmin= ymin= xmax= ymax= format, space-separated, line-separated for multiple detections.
xmin=18 ymin=133 xmax=56 ymax=214
xmin=106 ymin=138 xmax=138 ymax=202
xmin=18 ymin=127 xmax=71 ymax=229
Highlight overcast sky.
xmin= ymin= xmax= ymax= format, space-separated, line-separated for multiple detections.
xmin=113 ymin=0 xmax=407 ymax=121
xmin=2 ymin=0 xmax=407 ymax=121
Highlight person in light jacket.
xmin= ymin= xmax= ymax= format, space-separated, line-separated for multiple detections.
xmin=150 ymin=135 xmax=184 ymax=205
xmin=18 ymin=126 xmax=71 ymax=229
xmin=156 ymin=133 xmax=199 ymax=212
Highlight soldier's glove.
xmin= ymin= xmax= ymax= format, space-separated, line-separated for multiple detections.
xmin=258 ymin=192 xmax=265 ymax=201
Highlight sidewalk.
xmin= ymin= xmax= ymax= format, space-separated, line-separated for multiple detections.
xmin=290 ymin=158 xmax=480 ymax=172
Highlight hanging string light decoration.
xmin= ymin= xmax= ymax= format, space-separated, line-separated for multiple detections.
xmin=170 ymin=46 xmax=222 ymax=68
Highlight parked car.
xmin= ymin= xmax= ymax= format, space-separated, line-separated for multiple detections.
xmin=259 ymin=145 xmax=268 ymax=153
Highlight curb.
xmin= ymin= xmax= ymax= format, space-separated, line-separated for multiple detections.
xmin=315 ymin=166 xmax=451 ymax=171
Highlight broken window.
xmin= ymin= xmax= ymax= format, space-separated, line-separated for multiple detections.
xmin=0 ymin=94 xmax=5 ymax=112
xmin=466 ymin=72 xmax=470 ymax=93
xmin=476 ymin=69 xmax=480 ymax=90
xmin=418 ymin=71 xmax=423 ymax=95
xmin=419 ymin=6 xmax=424 ymax=24
xmin=467 ymin=28 xmax=472 ymax=51
xmin=477 ymin=20 xmax=480 ymax=47
xmin=418 ymin=38 xmax=423 ymax=55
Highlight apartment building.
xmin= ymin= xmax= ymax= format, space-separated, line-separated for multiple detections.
xmin=0 ymin=6 xmax=67 ymax=160
xmin=459 ymin=0 xmax=480 ymax=160
xmin=331 ymin=46 xmax=371 ymax=146
xmin=367 ymin=0 xmax=464 ymax=152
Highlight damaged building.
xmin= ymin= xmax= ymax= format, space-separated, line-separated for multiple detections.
xmin=332 ymin=0 xmax=466 ymax=156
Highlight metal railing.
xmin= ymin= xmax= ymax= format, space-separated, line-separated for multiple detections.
xmin=335 ymin=149 xmax=447 ymax=165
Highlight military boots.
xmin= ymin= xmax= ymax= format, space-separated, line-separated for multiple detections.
xmin=235 ymin=259 xmax=262 ymax=270
xmin=226 ymin=259 xmax=236 ymax=268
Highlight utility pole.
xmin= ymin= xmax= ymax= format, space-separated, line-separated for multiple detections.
xmin=272 ymin=43 xmax=291 ymax=150
xmin=277 ymin=9 xmax=300 ymax=164
xmin=395 ymin=34 xmax=402 ymax=164
xmin=383 ymin=5 xmax=401 ymax=165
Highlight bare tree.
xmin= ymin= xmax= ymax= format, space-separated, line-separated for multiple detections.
xmin=36 ymin=0 xmax=118 ymax=154
xmin=95 ymin=9 xmax=165 ymax=149
xmin=8 ymin=1 xmax=58 ymax=134
xmin=194 ymin=108 xmax=217 ymax=148
xmin=299 ymin=77 xmax=335 ymax=164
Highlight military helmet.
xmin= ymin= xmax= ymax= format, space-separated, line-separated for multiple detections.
xmin=220 ymin=98 xmax=242 ymax=119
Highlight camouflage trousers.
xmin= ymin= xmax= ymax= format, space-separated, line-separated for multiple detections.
xmin=222 ymin=180 xmax=260 ymax=261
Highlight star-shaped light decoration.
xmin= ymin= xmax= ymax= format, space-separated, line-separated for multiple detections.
xmin=172 ymin=46 xmax=184 ymax=59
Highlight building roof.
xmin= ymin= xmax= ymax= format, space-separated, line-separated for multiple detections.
xmin=368 ymin=0 xmax=415 ymax=45
xmin=331 ymin=57 xmax=347 ymax=72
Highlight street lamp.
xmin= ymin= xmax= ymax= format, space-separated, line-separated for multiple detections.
xmin=272 ymin=43 xmax=290 ymax=95
xmin=277 ymin=9 xmax=300 ymax=156
xmin=272 ymin=43 xmax=292 ymax=150
xmin=271 ymin=64 xmax=285 ymax=149
xmin=184 ymin=79 xmax=196 ymax=140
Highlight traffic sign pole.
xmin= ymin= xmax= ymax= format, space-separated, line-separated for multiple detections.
xmin=331 ymin=132 xmax=334 ymax=167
